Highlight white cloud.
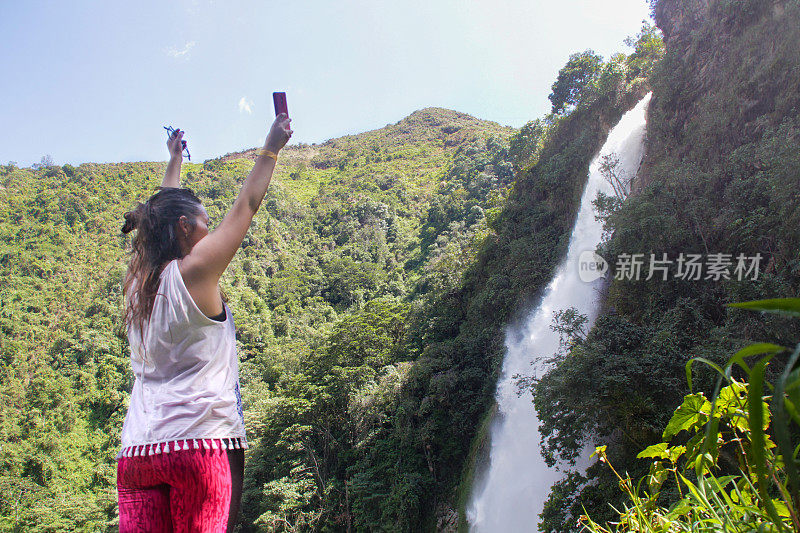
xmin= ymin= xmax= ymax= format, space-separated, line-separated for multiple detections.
xmin=238 ymin=97 xmax=254 ymax=115
xmin=167 ymin=41 xmax=196 ymax=59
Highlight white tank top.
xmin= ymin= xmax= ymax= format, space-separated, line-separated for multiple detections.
xmin=116 ymin=259 xmax=247 ymax=459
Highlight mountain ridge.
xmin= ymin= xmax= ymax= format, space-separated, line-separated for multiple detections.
xmin=218 ymin=107 xmax=514 ymax=163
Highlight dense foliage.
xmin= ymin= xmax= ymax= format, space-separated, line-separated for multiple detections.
xmin=533 ymin=1 xmax=800 ymax=530
xmin=548 ymin=51 xmax=604 ymax=114
xmin=0 ymin=109 xmax=515 ymax=531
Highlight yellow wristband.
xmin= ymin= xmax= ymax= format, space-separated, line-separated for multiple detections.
xmin=255 ymin=148 xmax=278 ymax=161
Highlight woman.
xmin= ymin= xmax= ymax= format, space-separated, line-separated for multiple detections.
xmin=116 ymin=114 xmax=292 ymax=532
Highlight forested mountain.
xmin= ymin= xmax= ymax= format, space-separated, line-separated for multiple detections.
xmin=0 ymin=108 xmax=516 ymax=531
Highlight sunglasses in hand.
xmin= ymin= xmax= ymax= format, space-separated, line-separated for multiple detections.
xmin=164 ymin=126 xmax=191 ymax=161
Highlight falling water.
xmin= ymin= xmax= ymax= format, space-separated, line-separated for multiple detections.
xmin=466 ymin=94 xmax=652 ymax=532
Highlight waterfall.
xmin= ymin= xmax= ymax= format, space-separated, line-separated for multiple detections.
xmin=466 ymin=94 xmax=652 ymax=532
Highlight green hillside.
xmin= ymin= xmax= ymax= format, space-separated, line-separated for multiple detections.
xmin=0 ymin=107 xmax=516 ymax=531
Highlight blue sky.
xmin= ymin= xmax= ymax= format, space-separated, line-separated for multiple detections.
xmin=0 ymin=0 xmax=652 ymax=167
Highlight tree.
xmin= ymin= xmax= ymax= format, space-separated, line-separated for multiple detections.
xmin=624 ymin=22 xmax=664 ymax=80
xmin=508 ymin=119 xmax=549 ymax=170
xmin=31 ymin=154 xmax=54 ymax=169
xmin=598 ymin=152 xmax=632 ymax=201
xmin=549 ymin=50 xmax=603 ymax=114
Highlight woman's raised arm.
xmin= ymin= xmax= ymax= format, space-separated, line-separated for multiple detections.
xmin=180 ymin=114 xmax=292 ymax=284
xmin=162 ymin=129 xmax=185 ymax=188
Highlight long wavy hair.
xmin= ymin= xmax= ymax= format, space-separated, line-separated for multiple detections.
xmin=121 ymin=187 xmax=204 ymax=336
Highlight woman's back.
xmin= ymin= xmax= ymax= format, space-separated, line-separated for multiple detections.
xmin=118 ymin=258 xmax=247 ymax=458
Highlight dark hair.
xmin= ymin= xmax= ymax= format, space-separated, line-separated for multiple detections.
xmin=121 ymin=187 xmax=204 ymax=335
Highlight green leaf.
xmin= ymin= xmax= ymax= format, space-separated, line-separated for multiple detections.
xmin=726 ymin=343 xmax=787 ymax=376
xmin=686 ymin=357 xmax=727 ymax=393
xmin=727 ymin=297 xmax=800 ymax=318
xmin=663 ymin=393 xmax=711 ymax=440
xmin=684 ymin=430 xmax=706 ymax=465
xmin=667 ymin=498 xmax=693 ymax=518
xmin=637 ymin=442 xmax=669 ymax=459
xmin=749 ymin=356 xmax=786 ymax=529
xmin=715 ymin=381 xmax=747 ymax=418
xmin=646 ymin=461 xmax=668 ymax=493
xmin=771 ymin=343 xmax=800 ymax=507
xmin=785 ymin=365 xmax=800 ymax=426
xmin=785 ymin=396 xmax=800 ymax=428
xmin=668 ymin=445 xmax=686 ymax=463
xmin=774 ymin=499 xmax=792 ymax=518
xmin=717 ymin=380 xmax=770 ymax=432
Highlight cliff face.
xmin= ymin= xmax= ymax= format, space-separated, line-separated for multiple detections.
xmin=535 ymin=1 xmax=800 ymax=529
xmin=634 ymin=0 xmax=800 ymax=269
xmin=654 ymin=0 xmax=788 ymax=41
xmin=638 ymin=0 xmax=800 ymax=190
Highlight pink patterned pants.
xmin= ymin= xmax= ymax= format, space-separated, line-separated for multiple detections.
xmin=117 ymin=439 xmax=244 ymax=532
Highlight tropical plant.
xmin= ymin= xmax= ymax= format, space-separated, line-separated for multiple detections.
xmin=582 ymin=297 xmax=800 ymax=532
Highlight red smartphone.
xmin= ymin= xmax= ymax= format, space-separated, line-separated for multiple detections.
xmin=273 ymin=92 xmax=288 ymax=118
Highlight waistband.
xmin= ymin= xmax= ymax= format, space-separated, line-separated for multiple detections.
xmin=115 ymin=437 xmax=248 ymax=460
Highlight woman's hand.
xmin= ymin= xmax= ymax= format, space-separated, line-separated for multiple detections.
xmin=167 ymin=129 xmax=185 ymax=159
xmin=264 ymin=113 xmax=293 ymax=153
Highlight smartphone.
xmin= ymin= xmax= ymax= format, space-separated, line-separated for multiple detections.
xmin=273 ymin=92 xmax=288 ymax=118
